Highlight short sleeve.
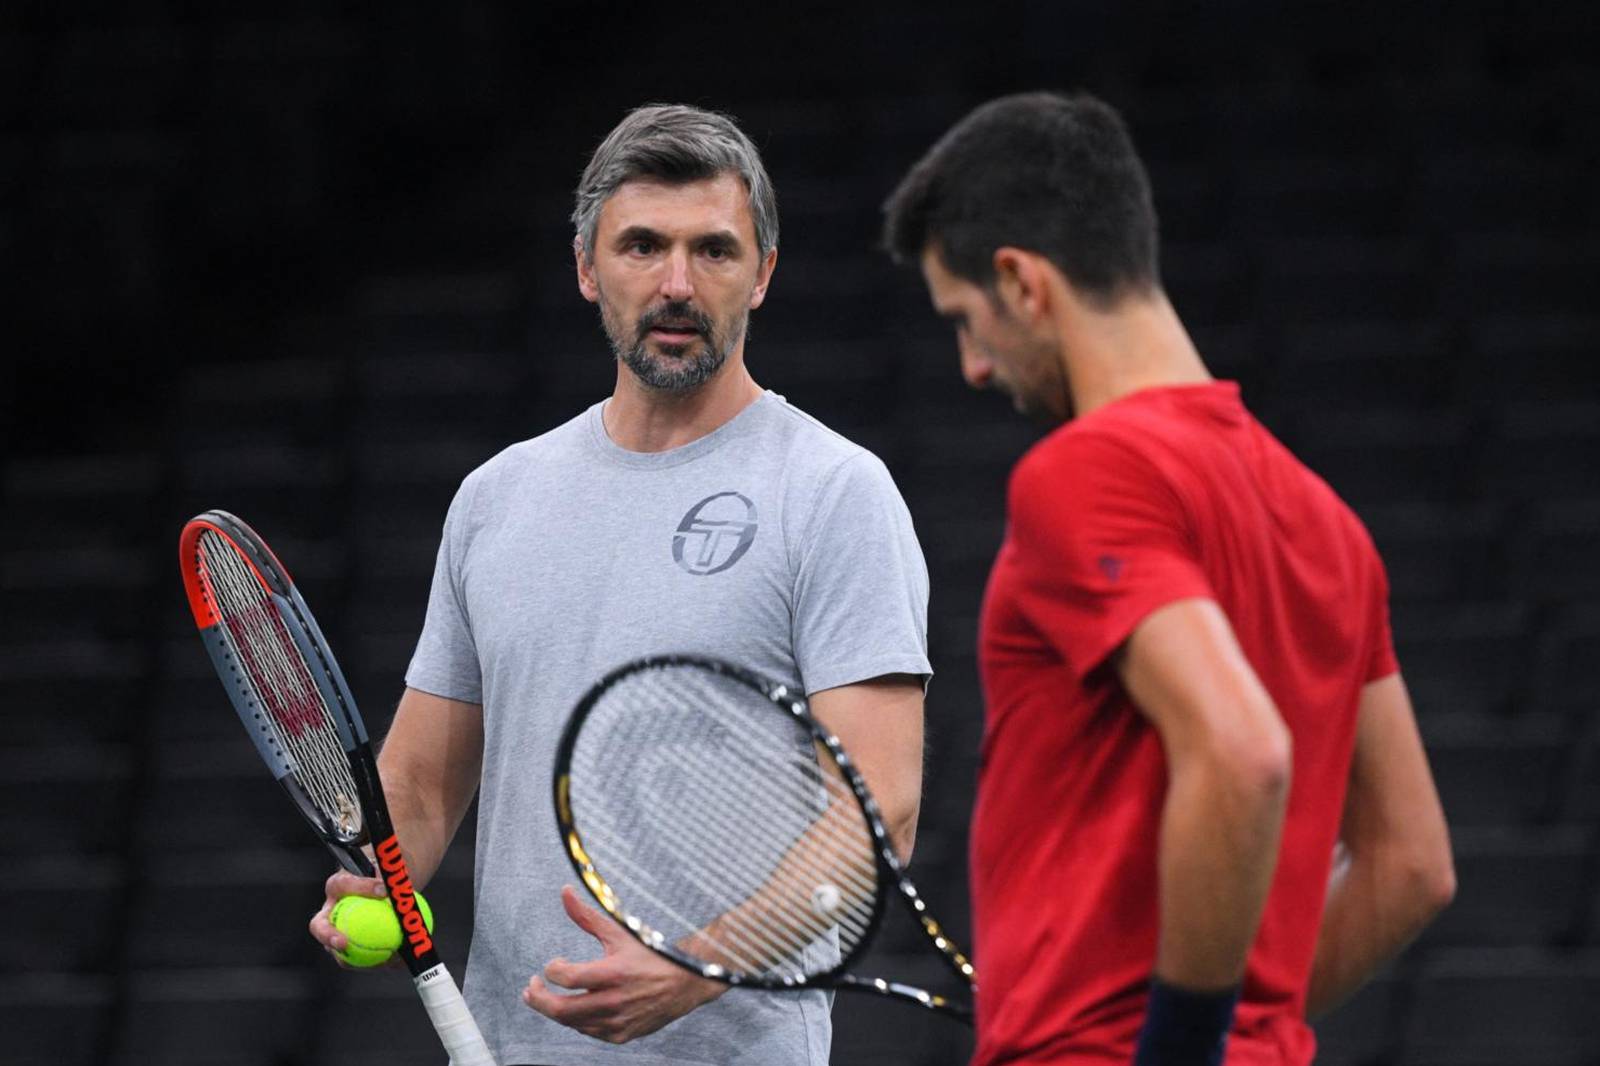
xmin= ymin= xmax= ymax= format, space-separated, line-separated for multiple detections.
xmin=404 ymin=478 xmax=485 ymax=703
xmin=1008 ymin=430 xmax=1213 ymax=684
xmin=791 ymin=452 xmax=932 ymax=694
xmin=1365 ymin=548 xmax=1400 ymax=683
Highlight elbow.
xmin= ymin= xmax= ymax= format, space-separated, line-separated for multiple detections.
xmin=1378 ymin=837 xmax=1456 ymax=932
xmin=889 ymin=808 xmax=920 ymax=866
xmin=1427 ymin=866 xmax=1457 ymax=920
xmin=1402 ymin=815 xmax=1457 ymax=923
xmin=1415 ymin=847 xmax=1457 ymax=920
xmin=1179 ymin=713 xmax=1293 ymax=818
xmin=1235 ymin=716 xmax=1294 ymax=811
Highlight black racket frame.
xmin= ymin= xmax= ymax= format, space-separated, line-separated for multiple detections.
xmin=553 ymin=654 xmax=974 ymax=1021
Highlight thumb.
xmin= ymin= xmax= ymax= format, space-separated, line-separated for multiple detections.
xmin=560 ymin=884 xmax=624 ymax=952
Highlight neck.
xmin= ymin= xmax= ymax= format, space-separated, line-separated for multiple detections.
xmin=1055 ymin=286 xmax=1211 ymax=418
xmin=602 ymin=352 xmax=764 ymax=452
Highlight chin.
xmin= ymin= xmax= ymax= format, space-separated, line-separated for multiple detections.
xmin=647 ymin=336 xmax=709 ymax=360
xmin=1013 ymin=395 xmax=1068 ymax=426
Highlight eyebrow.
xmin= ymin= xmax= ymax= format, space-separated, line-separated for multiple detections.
xmin=613 ymin=225 xmax=745 ymax=251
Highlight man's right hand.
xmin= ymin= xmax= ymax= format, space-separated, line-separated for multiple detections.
xmin=308 ymin=868 xmax=395 ymax=970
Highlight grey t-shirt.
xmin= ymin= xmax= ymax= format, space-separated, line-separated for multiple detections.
xmin=405 ymin=391 xmax=931 ymax=1066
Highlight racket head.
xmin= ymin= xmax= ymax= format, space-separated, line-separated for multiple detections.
xmin=553 ymin=655 xmax=896 ymax=991
xmin=179 ymin=509 xmax=372 ymax=873
xmin=181 ymin=512 xmax=478 ymax=1047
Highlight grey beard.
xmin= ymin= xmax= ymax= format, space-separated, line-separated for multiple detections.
xmin=614 ymin=333 xmax=729 ymax=391
xmin=606 ymin=310 xmax=747 ymax=393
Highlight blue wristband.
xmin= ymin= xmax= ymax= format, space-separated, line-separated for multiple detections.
xmin=1133 ymin=978 xmax=1239 ymax=1066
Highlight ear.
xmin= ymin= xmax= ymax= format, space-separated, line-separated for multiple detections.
xmin=575 ymin=237 xmax=600 ymax=304
xmin=748 ymin=246 xmax=779 ymax=310
xmin=991 ymin=247 xmax=1051 ymax=324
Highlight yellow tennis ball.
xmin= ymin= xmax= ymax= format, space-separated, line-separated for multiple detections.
xmin=330 ymin=892 xmax=433 ymax=968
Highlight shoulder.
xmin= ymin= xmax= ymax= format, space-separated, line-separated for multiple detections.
xmin=1329 ymin=493 xmax=1389 ymax=593
xmin=1010 ymin=416 xmax=1160 ymax=503
xmin=1009 ymin=384 xmax=1246 ymax=511
xmin=756 ymin=394 xmax=876 ymax=468
xmin=442 ymin=408 xmax=591 ymax=530
xmin=754 ymin=394 xmax=902 ymax=495
xmin=458 ymin=408 xmax=590 ymax=493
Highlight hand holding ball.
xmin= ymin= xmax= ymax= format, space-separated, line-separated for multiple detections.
xmin=329 ymin=892 xmax=434 ymax=968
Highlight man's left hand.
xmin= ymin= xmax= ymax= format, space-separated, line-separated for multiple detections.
xmin=523 ymin=885 xmax=727 ymax=1044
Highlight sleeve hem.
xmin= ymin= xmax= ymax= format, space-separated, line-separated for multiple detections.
xmin=802 ymin=655 xmax=934 ymax=696
xmin=403 ymin=669 xmax=483 ymax=706
xmin=1064 ymin=585 xmax=1215 ymax=686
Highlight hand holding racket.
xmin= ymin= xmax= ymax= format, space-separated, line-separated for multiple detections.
xmin=179 ymin=510 xmax=498 ymax=1065
xmin=552 ymin=655 xmax=976 ymax=1024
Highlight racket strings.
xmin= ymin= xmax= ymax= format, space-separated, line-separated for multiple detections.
xmin=198 ymin=531 xmax=363 ymax=836
xmin=648 ymin=740 xmax=878 ymax=903
xmin=577 ymin=786 xmax=876 ymax=944
xmin=572 ymin=723 xmax=878 ymax=934
xmin=652 ymin=671 xmax=881 ymax=920
xmin=597 ymin=668 xmax=877 ymax=891
xmin=575 ymin=753 xmax=866 ymax=983
xmin=576 ymin=770 xmax=876 ymax=965
xmin=645 ymin=668 xmax=873 ymax=857
xmin=568 ymin=665 xmax=880 ymax=982
xmin=571 ymin=816 xmax=782 ymax=976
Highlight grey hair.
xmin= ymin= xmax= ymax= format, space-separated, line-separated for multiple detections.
xmin=572 ymin=103 xmax=779 ymax=260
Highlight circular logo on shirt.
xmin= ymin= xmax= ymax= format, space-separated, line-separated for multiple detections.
xmin=673 ymin=492 xmax=758 ymax=575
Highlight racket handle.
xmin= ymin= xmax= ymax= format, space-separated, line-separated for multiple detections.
xmin=414 ymin=963 xmax=498 ymax=1066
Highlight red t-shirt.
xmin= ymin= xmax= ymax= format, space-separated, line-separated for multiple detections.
xmin=970 ymin=382 xmax=1396 ymax=1066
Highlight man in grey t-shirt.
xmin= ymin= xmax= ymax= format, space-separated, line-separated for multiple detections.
xmin=309 ymin=104 xmax=931 ymax=1066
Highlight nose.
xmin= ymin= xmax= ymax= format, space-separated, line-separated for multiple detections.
xmin=660 ymin=248 xmax=694 ymax=301
xmin=958 ymin=332 xmax=992 ymax=389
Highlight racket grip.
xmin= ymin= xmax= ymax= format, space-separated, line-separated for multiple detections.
xmin=414 ymin=963 xmax=497 ymax=1066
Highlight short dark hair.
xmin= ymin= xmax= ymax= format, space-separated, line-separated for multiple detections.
xmin=882 ymin=91 xmax=1159 ymax=306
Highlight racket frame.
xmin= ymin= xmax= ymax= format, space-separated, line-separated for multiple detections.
xmin=553 ymin=653 xmax=974 ymax=1021
xmin=180 ymin=509 xmax=497 ymax=1064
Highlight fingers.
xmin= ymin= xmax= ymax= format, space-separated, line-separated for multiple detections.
xmin=523 ymin=954 xmax=722 ymax=1044
xmin=522 ymin=976 xmax=632 ymax=1043
xmin=522 ymin=975 xmax=574 ymax=1020
xmin=309 ymin=868 xmax=387 ymax=963
xmin=325 ymin=869 xmax=387 ymax=903
xmin=560 ymin=884 xmax=624 ymax=949
xmin=528 ymin=887 xmax=717 ymax=1044
xmin=523 ymin=975 xmax=596 ymax=1023
xmin=543 ymin=955 xmax=623 ymax=992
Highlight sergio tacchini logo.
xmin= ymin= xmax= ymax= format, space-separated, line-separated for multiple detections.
xmin=673 ymin=491 xmax=758 ymax=576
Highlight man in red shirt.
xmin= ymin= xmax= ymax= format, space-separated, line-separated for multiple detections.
xmin=881 ymin=92 xmax=1456 ymax=1065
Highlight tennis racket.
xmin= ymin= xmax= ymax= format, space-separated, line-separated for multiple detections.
xmin=179 ymin=509 xmax=497 ymax=1066
xmin=552 ymin=654 xmax=975 ymax=1023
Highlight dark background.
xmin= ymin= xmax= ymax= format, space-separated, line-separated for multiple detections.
xmin=3 ymin=2 xmax=1598 ymax=1063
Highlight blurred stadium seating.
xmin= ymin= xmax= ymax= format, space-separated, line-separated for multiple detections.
xmin=2 ymin=2 xmax=1596 ymax=1063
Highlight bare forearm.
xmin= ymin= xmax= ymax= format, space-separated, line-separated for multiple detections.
xmin=1306 ymin=845 xmax=1453 ymax=1016
xmin=1116 ymin=599 xmax=1292 ymax=992
xmin=1155 ymin=753 xmax=1289 ymax=990
xmin=808 ymin=678 xmax=923 ymax=865
xmin=372 ymin=689 xmax=485 ymax=891
xmin=1309 ymin=675 xmax=1455 ymax=1017
xmin=370 ymin=761 xmax=464 ymax=889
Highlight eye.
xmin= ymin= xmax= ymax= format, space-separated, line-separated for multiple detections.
xmin=629 ymin=239 xmax=656 ymax=256
xmin=702 ymin=243 xmax=731 ymax=261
